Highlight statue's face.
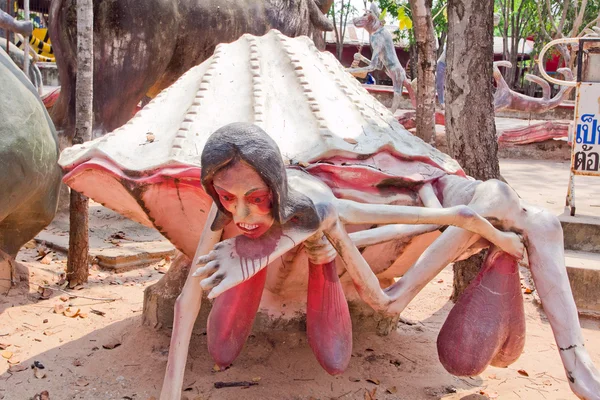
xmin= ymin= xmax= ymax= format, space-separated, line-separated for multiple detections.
xmin=213 ymin=160 xmax=275 ymax=239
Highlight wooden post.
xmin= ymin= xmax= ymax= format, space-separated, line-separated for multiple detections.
xmin=67 ymin=0 xmax=93 ymax=287
xmin=22 ymin=0 xmax=29 ymax=77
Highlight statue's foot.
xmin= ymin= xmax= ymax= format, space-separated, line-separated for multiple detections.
xmin=306 ymin=260 xmax=352 ymax=375
xmin=564 ymin=347 xmax=600 ymax=400
xmin=207 ymin=268 xmax=267 ymax=368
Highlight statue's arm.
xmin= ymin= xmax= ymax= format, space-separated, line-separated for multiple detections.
xmin=347 ymin=35 xmax=384 ymax=74
xmin=0 ymin=9 xmax=33 ymax=37
xmin=193 ymin=225 xmax=319 ymax=298
xmin=160 ymin=204 xmax=222 ymax=400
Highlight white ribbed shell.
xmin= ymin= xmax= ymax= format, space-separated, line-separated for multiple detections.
xmin=59 ymin=30 xmax=461 ymax=176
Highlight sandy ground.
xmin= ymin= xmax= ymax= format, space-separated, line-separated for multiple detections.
xmin=0 ymin=160 xmax=599 ymax=400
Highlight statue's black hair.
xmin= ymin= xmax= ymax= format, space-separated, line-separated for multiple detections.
xmin=201 ymin=122 xmax=320 ymax=232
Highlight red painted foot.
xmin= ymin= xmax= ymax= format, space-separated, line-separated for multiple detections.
xmin=437 ymin=246 xmax=526 ymax=376
xmin=306 ymin=260 xmax=352 ymax=375
xmin=207 ymin=268 xmax=267 ymax=368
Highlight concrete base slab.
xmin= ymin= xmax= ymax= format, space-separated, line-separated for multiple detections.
xmin=559 ymin=213 xmax=600 ymax=253
xmin=566 ymin=250 xmax=600 ymax=314
xmin=35 ymin=204 xmax=176 ymax=273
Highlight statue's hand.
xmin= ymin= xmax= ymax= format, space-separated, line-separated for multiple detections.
xmin=192 ymin=237 xmax=270 ymax=298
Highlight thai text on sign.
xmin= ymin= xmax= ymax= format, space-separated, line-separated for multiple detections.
xmin=572 ymin=83 xmax=600 ymax=175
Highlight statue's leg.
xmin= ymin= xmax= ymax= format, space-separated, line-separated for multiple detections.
xmin=160 ymin=206 xmax=222 ymax=400
xmin=520 ymin=205 xmax=600 ymax=399
xmin=207 ymin=268 xmax=267 ymax=368
xmin=386 ymin=68 xmax=405 ymax=113
xmin=305 ymin=235 xmax=352 ymax=375
xmin=444 ymin=179 xmax=600 ymax=398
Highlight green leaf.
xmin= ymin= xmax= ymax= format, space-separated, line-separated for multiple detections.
xmin=379 ymin=7 xmax=388 ymax=22
xmin=398 ymin=8 xmax=413 ymax=30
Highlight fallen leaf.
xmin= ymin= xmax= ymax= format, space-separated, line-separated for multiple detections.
xmin=63 ymin=308 xmax=80 ymax=318
xmin=542 ymin=379 xmax=552 ymax=386
xmin=251 ymin=377 xmax=261 ymax=382
xmin=40 ymin=253 xmax=53 ymax=265
xmin=54 ymin=304 xmax=65 ymax=314
xmin=344 ymin=137 xmax=358 ymax=145
xmin=75 ymin=378 xmax=89 ymax=387
xmin=7 ymin=357 xmax=21 ymax=365
xmin=157 ymin=266 xmax=169 ymax=274
xmin=43 ymin=330 xmax=55 ymax=336
xmin=59 ymin=295 xmax=69 ymax=302
xmin=386 ymin=386 xmax=398 ymax=394
xmin=518 ymin=369 xmax=529 ymax=377
xmin=437 ymin=279 xmax=444 ymax=283
xmin=1 ymin=350 xmax=13 ymax=359
xmin=0 ymin=343 xmax=8 ymax=350
xmin=349 ymin=377 xmax=361 ymax=382
xmin=32 ymin=391 xmax=50 ymax=400
xmin=78 ymin=312 xmax=88 ymax=319
xmin=73 ymin=359 xmax=83 ymax=367
xmin=146 ymin=133 xmax=155 ymax=143
xmin=366 ymin=377 xmax=380 ymax=385
xmin=102 ymin=339 xmax=121 ymax=350
xmin=23 ymin=240 xmax=37 ymax=249
xmin=364 ymin=388 xmax=377 ymax=400
xmin=212 ymin=364 xmax=221 ymax=372
xmin=524 ymin=288 xmax=534 ymax=294
xmin=38 ymin=287 xmax=53 ymax=300
xmin=488 ymin=374 xmax=497 ymax=379
xmin=34 ymin=367 xmax=46 ymax=379
xmin=36 ymin=247 xmax=48 ymax=258
xmin=8 ymin=363 xmax=28 ymax=372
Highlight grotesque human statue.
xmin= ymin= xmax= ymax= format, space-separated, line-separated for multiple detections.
xmin=160 ymin=122 xmax=536 ymax=399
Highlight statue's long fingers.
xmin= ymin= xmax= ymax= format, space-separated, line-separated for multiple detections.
xmin=192 ymin=260 xmax=219 ymax=278
xmin=199 ymin=270 xmax=225 ymax=291
xmin=196 ymin=251 xmax=216 ymax=265
xmin=206 ymin=277 xmax=237 ymax=300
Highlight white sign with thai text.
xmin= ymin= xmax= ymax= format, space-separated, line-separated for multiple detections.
xmin=572 ymin=82 xmax=600 ymax=176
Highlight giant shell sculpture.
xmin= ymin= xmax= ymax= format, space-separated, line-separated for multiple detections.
xmin=59 ymin=30 xmax=464 ymax=312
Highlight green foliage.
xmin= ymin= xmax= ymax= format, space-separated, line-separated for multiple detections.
xmin=376 ymin=0 xmax=447 ymax=46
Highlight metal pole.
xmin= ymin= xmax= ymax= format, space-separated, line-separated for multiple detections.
xmin=5 ymin=0 xmax=10 ymax=54
xmin=22 ymin=0 xmax=29 ymax=77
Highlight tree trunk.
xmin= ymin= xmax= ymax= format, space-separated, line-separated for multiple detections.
xmin=409 ymin=0 xmax=436 ymax=145
xmin=446 ymin=0 xmax=499 ymax=299
xmin=67 ymin=0 xmax=93 ymax=287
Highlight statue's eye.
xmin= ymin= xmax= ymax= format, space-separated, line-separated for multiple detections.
xmin=251 ymin=196 xmax=264 ymax=204
xmin=221 ymin=194 xmax=234 ymax=202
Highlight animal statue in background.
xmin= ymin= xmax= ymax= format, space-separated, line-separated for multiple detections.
xmin=48 ymin=0 xmax=334 ymax=138
xmin=0 ymin=47 xmax=61 ymax=293
xmin=57 ymin=31 xmax=600 ymax=400
xmin=0 ymin=8 xmax=32 ymax=37
xmin=347 ymin=3 xmax=415 ymax=113
xmin=493 ymin=60 xmax=574 ymax=113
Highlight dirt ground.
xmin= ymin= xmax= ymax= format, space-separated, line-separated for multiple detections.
xmin=1 ymin=159 xmax=599 ymax=400
xmin=1 ymin=249 xmax=599 ymax=400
